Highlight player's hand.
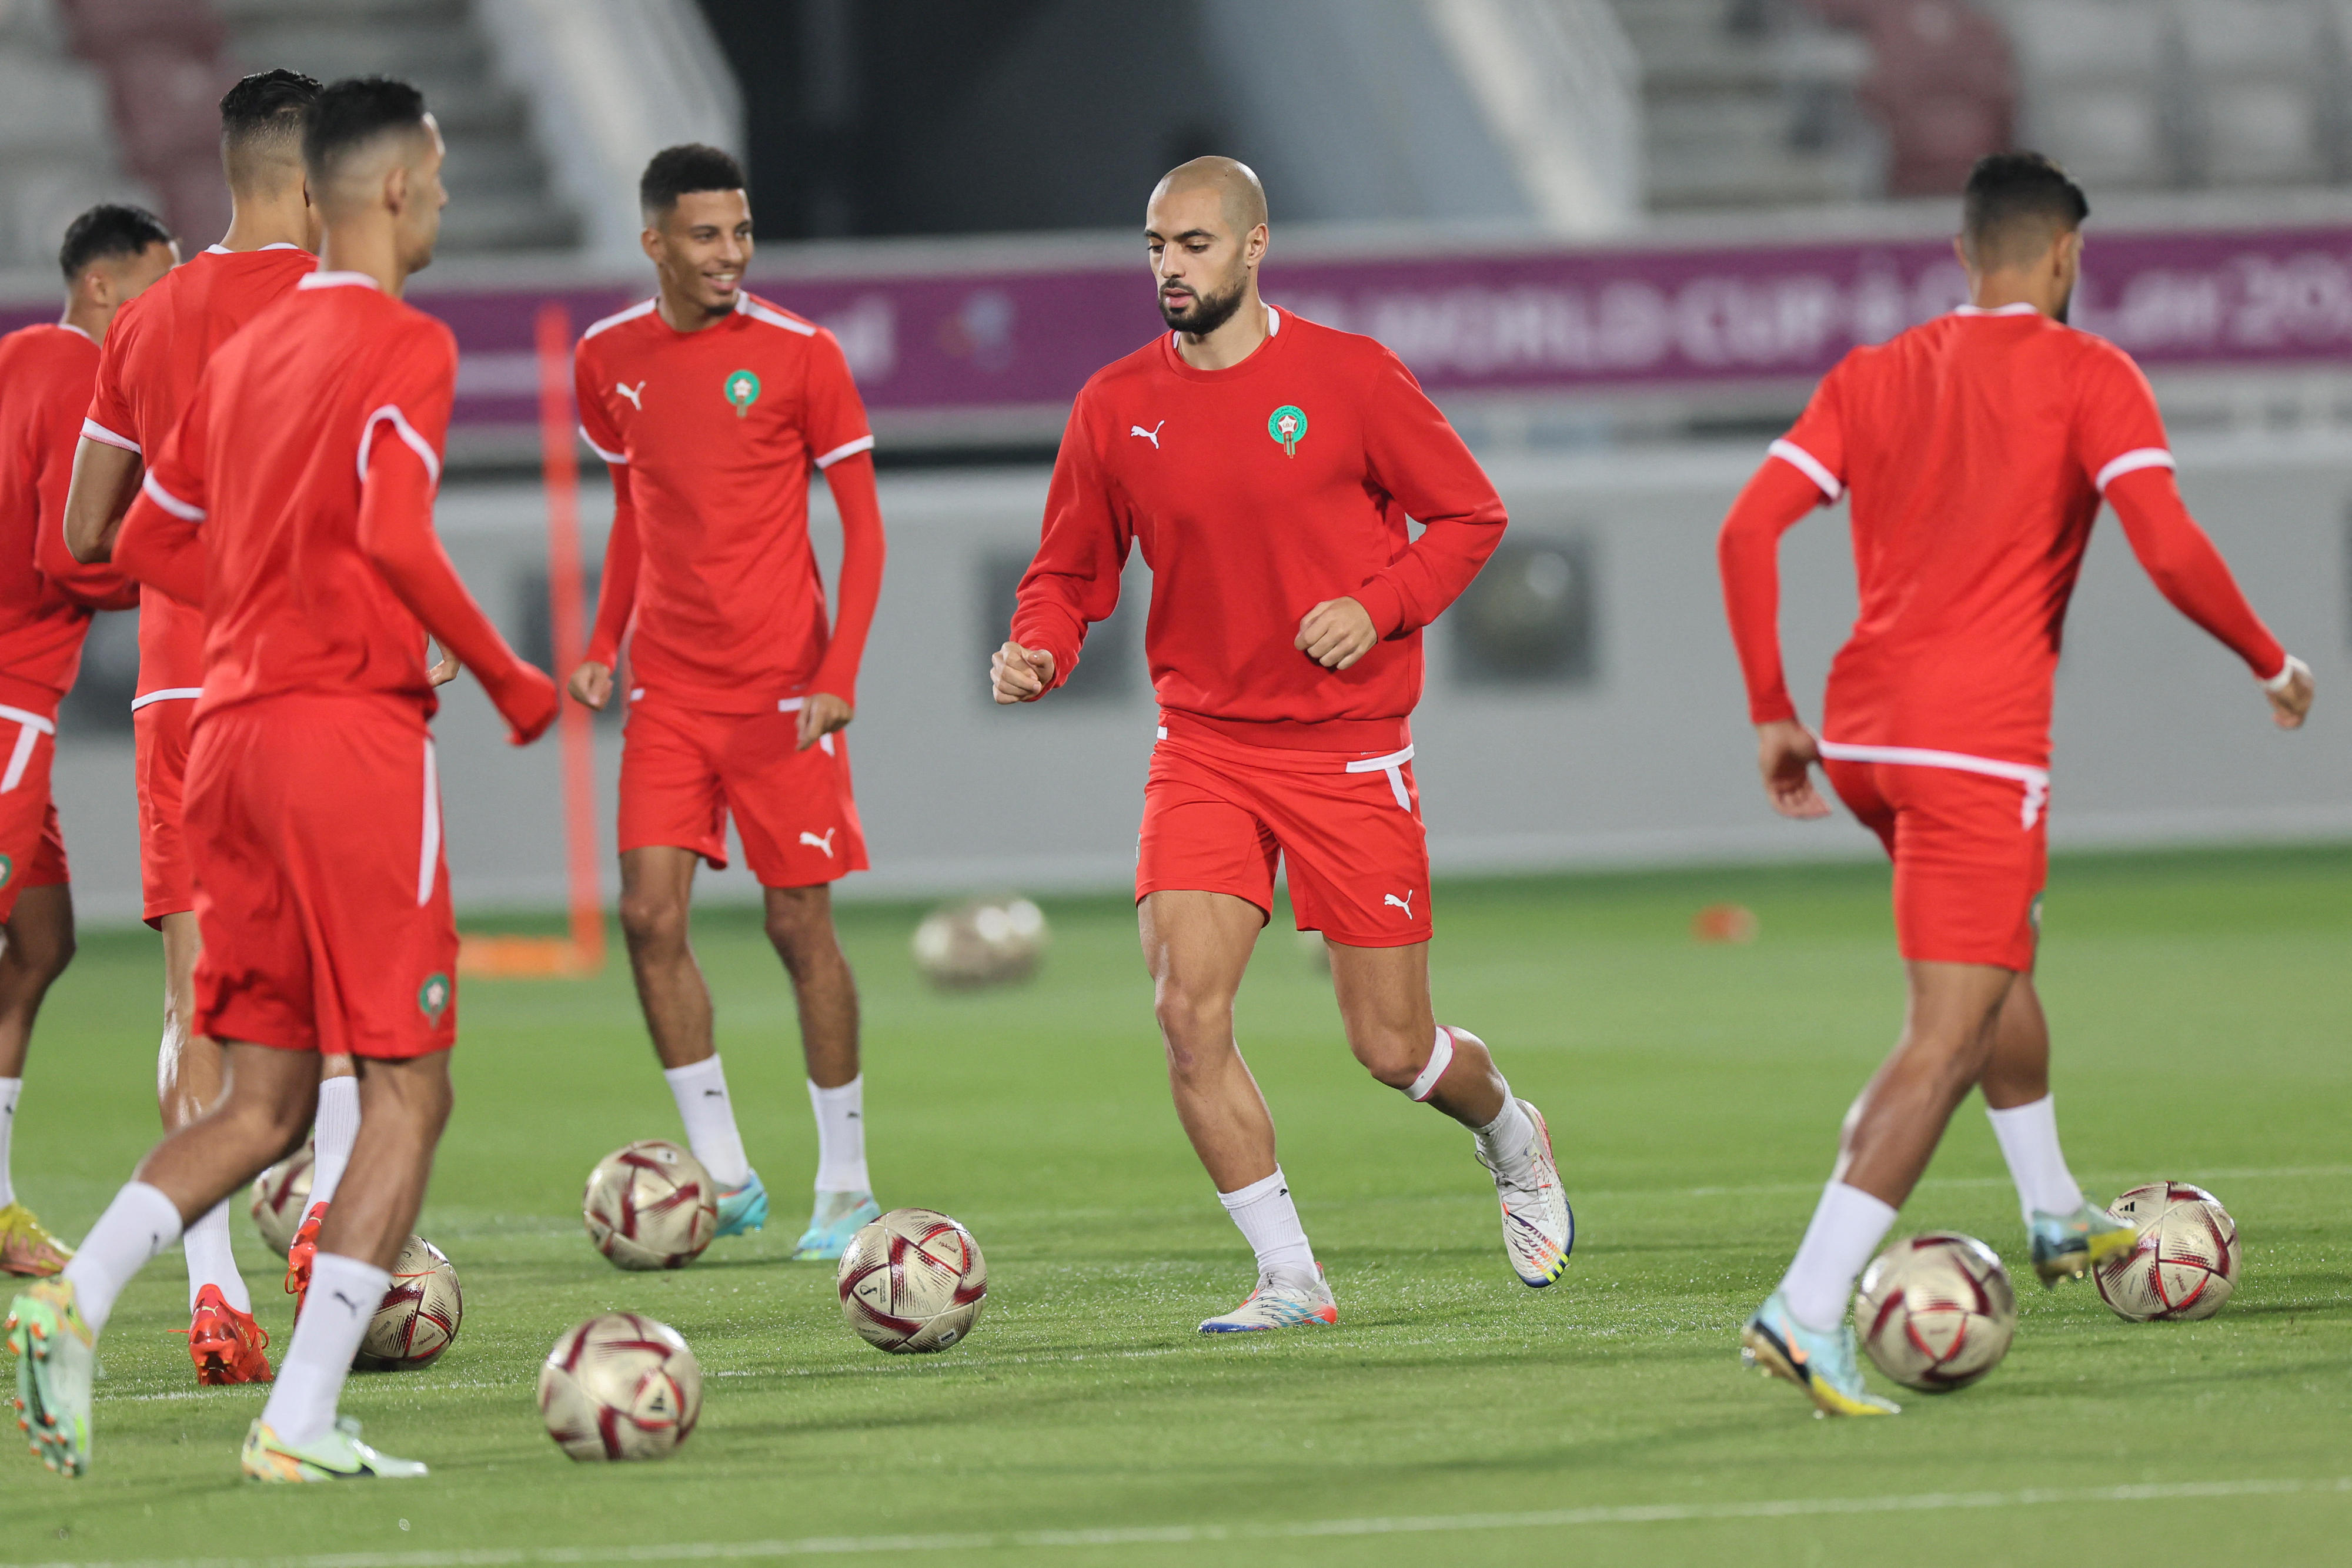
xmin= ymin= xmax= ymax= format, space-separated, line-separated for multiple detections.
xmin=798 ymin=691 xmax=853 ymax=750
xmin=1295 ymin=597 xmax=1377 ymax=670
xmin=427 ymin=644 xmax=460 ymax=687
xmin=1756 ymin=719 xmax=1833 ymax=820
xmin=2264 ymin=654 xmax=2313 ymax=730
xmin=991 ymin=640 xmax=1055 ymax=704
xmin=494 ymin=663 xmax=561 ymax=745
xmin=569 ymin=660 xmax=613 ymax=711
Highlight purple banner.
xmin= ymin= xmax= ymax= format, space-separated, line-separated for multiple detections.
xmin=12 ymin=224 xmax=2351 ymax=435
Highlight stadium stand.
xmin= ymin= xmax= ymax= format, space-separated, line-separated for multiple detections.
xmin=0 ymin=1 xmax=151 ymax=268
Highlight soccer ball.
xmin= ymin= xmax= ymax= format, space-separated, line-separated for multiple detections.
xmin=537 ymin=1312 xmax=702 ymax=1462
xmin=2094 ymin=1182 xmax=2240 ymax=1321
xmin=352 ymin=1236 xmax=462 ymax=1371
xmin=582 ymin=1140 xmax=719 ymax=1271
xmin=1854 ymin=1231 xmax=2017 ymax=1392
xmin=837 ymin=1206 xmax=987 ymax=1353
xmin=911 ymin=897 xmax=1047 ymax=989
xmin=249 ymin=1142 xmax=314 ymax=1257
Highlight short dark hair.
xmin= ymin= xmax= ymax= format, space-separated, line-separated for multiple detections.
xmin=640 ymin=144 xmax=746 ymax=220
xmin=303 ymin=75 xmax=429 ymax=185
xmin=59 ymin=203 xmax=171 ymax=282
xmin=1962 ymin=152 xmax=2089 ymax=265
xmin=220 ymin=69 xmax=320 ymax=151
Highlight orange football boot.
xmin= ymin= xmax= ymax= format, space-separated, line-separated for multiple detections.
xmin=185 ymin=1283 xmax=272 ymax=1385
xmin=283 ymin=1200 xmax=329 ymax=1316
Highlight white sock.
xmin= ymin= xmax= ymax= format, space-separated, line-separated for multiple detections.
xmin=182 ymin=1200 xmax=250 ymax=1313
xmin=259 ymin=1251 xmax=388 ymax=1448
xmin=1218 ymin=1167 xmax=1315 ymax=1276
xmin=1779 ymin=1181 xmax=1898 ymax=1334
xmin=307 ymin=1074 xmax=361 ymax=1207
xmin=0 ymin=1076 xmax=18 ymax=1206
xmin=1986 ymin=1095 xmax=2086 ymax=1222
xmin=60 ymin=1181 xmax=183 ymax=1336
xmin=663 ymin=1055 xmax=750 ymax=1188
xmin=808 ymin=1076 xmax=869 ymax=1193
xmin=1474 ymin=1081 xmax=1535 ymax=1179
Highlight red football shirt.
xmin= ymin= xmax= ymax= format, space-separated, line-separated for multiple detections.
xmin=577 ymin=291 xmax=877 ymax=714
xmin=0 ymin=323 xmax=134 ymax=716
xmin=1012 ymin=306 xmax=1508 ymax=751
xmin=1730 ymin=305 xmax=2283 ymax=769
xmin=83 ymin=243 xmax=315 ymax=704
xmin=135 ymin=273 xmax=457 ymax=724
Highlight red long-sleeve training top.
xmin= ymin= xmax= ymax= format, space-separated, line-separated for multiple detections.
xmin=1012 ymin=306 xmax=1507 ymax=751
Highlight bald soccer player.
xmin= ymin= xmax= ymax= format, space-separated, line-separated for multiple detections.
xmin=995 ymin=158 xmax=1572 ymax=1332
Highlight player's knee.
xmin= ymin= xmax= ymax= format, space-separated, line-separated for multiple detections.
xmin=1352 ymin=1029 xmax=1426 ymax=1092
xmin=618 ymin=890 xmax=689 ymax=955
xmin=762 ymin=891 xmax=837 ymax=966
xmin=1151 ymin=981 xmax=1235 ymax=1065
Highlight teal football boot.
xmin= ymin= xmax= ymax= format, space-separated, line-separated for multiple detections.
xmin=2028 ymin=1202 xmax=2140 ymax=1288
xmin=793 ymin=1191 xmax=880 ymax=1261
xmin=1740 ymin=1289 xmax=1901 ymax=1417
xmin=713 ymin=1169 xmax=770 ymax=1238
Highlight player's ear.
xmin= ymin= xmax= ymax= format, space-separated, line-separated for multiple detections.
xmin=385 ymin=159 xmax=410 ymax=217
xmin=640 ymin=224 xmax=664 ymax=266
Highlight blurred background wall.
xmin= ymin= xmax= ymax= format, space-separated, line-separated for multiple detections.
xmin=0 ymin=0 xmax=2344 ymax=919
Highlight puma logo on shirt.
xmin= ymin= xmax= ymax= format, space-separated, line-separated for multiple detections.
xmin=800 ymin=828 xmax=837 ymax=857
xmin=1130 ymin=420 xmax=1165 ymax=449
xmin=1385 ymin=891 xmax=1415 ymax=919
xmin=616 ymin=380 xmax=646 ymax=409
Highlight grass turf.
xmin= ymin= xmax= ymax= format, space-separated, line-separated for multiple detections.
xmin=4 ymin=845 xmax=2349 ymax=1564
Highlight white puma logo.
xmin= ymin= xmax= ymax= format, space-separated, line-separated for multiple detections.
xmin=616 ymin=381 xmax=646 ymax=409
xmin=1385 ymin=891 xmax=1415 ymax=919
xmin=800 ymin=828 xmax=837 ymax=857
xmin=1130 ymin=420 xmax=1165 ymax=449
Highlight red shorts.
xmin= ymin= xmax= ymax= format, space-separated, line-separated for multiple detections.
xmin=618 ymin=692 xmax=868 ymax=888
xmin=1138 ymin=718 xmax=1433 ymax=948
xmin=1823 ymin=751 xmax=2048 ymax=972
xmin=185 ymin=695 xmax=458 ymax=1059
xmin=0 ymin=704 xmax=69 ymax=924
xmin=132 ymin=694 xmax=198 ymax=925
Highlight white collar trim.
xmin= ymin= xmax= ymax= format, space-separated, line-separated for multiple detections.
xmin=1169 ymin=301 xmax=1281 ymax=351
xmin=205 ymin=242 xmax=306 ymax=255
xmin=298 ymin=270 xmax=380 ymax=292
xmin=1953 ymin=302 xmax=2042 ymax=317
xmin=55 ymin=322 xmax=93 ymax=344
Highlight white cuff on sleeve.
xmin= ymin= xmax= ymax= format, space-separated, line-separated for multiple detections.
xmin=2263 ymin=654 xmax=2307 ymax=694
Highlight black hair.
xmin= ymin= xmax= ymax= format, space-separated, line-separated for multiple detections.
xmin=303 ymin=76 xmax=429 ymax=183
xmin=59 ymin=203 xmax=171 ymax=282
xmin=1962 ymin=152 xmax=2090 ymax=263
xmin=219 ymin=68 xmax=321 ymax=151
xmin=640 ymin=143 xmax=746 ymax=220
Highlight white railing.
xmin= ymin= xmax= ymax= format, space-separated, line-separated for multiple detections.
xmin=474 ymin=0 xmax=745 ymax=260
xmin=1419 ymin=0 xmax=1645 ymax=235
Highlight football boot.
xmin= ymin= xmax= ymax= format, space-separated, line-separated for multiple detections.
xmin=1198 ymin=1263 xmax=1339 ymax=1333
xmin=8 ymin=1277 xmax=96 ymax=1475
xmin=714 ymin=1169 xmax=770 ymax=1239
xmin=1740 ymin=1289 xmax=1900 ymax=1417
xmin=186 ymin=1284 xmax=273 ymax=1385
xmin=0 ymin=1203 xmax=71 ymax=1278
xmin=283 ymin=1200 xmax=329 ymax=1313
xmin=1475 ymin=1099 xmax=1574 ymax=1287
xmin=242 ymin=1416 xmax=427 ymax=1482
xmin=2028 ymin=1202 xmax=2141 ymax=1288
xmin=791 ymin=1189 xmax=878 ymax=1261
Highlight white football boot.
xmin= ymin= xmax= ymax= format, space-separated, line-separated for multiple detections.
xmin=1478 ymin=1099 xmax=1574 ymax=1287
xmin=1198 ymin=1263 xmax=1338 ymax=1333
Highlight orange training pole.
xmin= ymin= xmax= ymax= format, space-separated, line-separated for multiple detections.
xmin=537 ymin=301 xmax=605 ymax=972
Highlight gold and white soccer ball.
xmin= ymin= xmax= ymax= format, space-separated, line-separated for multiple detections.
xmin=837 ymin=1206 xmax=988 ymax=1353
xmin=1854 ymin=1231 xmax=2017 ymax=1392
xmin=911 ymin=897 xmax=1048 ymax=989
xmin=352 ymin=1235 xmax=462 ymax=1371
xmin=537 ymin=1312 xmax=703 ymax=1462
xmin=582 ymin=1139 xmax=719 ymax=1271
xmin=2095 ymin=1182 xmax=2240 ymax=1321
xmin=248 ymin=1142 xmax=314 ymax=1257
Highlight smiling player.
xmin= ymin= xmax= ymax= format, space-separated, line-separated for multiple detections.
xmin=568 ymin=145 xmax=888 ymax=1261
xmin=993 ymin=158 xmax=1571 ymax=1332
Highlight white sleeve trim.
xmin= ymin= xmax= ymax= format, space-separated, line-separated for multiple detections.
xmin=1768 ymin=439 xmax=1842 ymax=502
xmin=139 ymin=470 xmax=204 ymax=522
xmin=813 ymin=433 xmax=875 ymax=469
xmin=2263 ymin=653 xmax=2306 ymax=693
xmin=741 ymin=299 xmax=818 ymax=336
xmin=129 ymin=687 xmax=203 ymax=711
xmin=81 ymin=417 xmax=139 ymax=454
xmin=582 ymin=298 xmax=659 ymax=340
xmin=580 ymin=426 xmax=627 ymax=465
xmin=358 ymin=404 xmax=443 ymax=489
xmin=2092 ymin=447 xmax=2174 ymax=494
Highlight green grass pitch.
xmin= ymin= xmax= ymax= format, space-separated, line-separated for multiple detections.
xmin=4 ymin=846 xmax=2349 ymax=1565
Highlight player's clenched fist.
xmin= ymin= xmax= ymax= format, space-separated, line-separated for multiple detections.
xmin=569 ymin=658 xmax=614 ymax=711
xmin=1755 ymin=718 xmax=1833 ymax=821
xmin=992 ymin=640 xmax=1055 ymax=704
xmin=490 ymin=661 xmax=562 ymax=745
xmin=2265 ymin=653 xmax=2314 ymax=730
xmin=1294 ymin=596 xmax=1376 ymax=670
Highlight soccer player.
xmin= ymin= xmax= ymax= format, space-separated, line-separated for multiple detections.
xmin=566 ymin=145 xmax=887 ymax=1261
xmin=61 ymin=71 xmax=368 ymax=1370
xmin=992 ymin=158 xmax=1572 ymax=1332
xmin=1716 ymin=152 xmax=2313 ymax=1416
xmin=0 ymin=205 xmax=173 ymax=1279
xmin=8 ymin=76 xmax=557 ymax=1482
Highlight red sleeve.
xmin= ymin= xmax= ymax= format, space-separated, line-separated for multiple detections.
xmin=34 ymin=370 xmax=135 ymax=609
xmin=2104 ymin=466 xmax=2287 ymax=681
xmin=357 ymin=325 xmax=555 ymax=743
xmin=2069 ymin=341 xmax=2171 ymax=496
xmin=1766 ymin=359 xmax=1850 ymax=504
xmin=801 ymin=327 xmax=874 ymax=473
xmin=112 ymin=373 xmax=212 ymax=608
xmin=1011 ymin=389 xmax=1130 ymax=691
xmin=1716 ymin=456 xmax=1829 ymax=725
xmin=82 ymin=326 xmax=141 ymax=456
xmin=808 ymin=450 xmax=884 ymax=707
xmin=1349 ymin=349 xmax=1508 ymax=637
xmin=583 ymin=470 xmax=638 ymax=669
xmin=574 ymin=336 xmax=626 ymax=466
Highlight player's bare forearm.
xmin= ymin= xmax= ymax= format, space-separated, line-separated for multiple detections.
xmin=797 ymin=691 xmax=852 ymax=750
xmin=62 ymin=436 xmax=142 ymax=563
xmin=1294 ymin=596 xmax=1377 ymax=670
xmin=991 ymin=640 xmax=1055 ymax=703
xmin=1756 ymin=718 xmax=1833 ymax=820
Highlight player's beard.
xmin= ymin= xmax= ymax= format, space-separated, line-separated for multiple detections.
xmin=1160 ymin=274 xmax=1246 ymax=336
